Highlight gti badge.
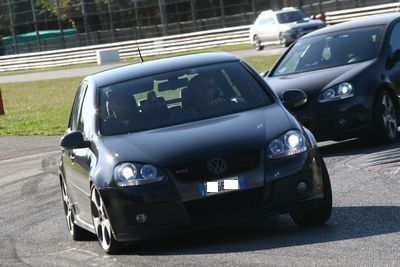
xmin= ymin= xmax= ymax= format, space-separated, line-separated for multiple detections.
xmin=175 ymin=168 xmax=189 ymax=174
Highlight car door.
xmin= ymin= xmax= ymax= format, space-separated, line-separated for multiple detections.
xmin=62 ymin=83 xmax=95 ymax=224
xmin=387 ymin=21 xmax=400 ymax=96
xmin=258 ymin=14 xmax=277 ymax=43
xmin=268 ymin=15 xmax=281 ymax=43
xmin=62 ymin=83 xmax=87 ymax=205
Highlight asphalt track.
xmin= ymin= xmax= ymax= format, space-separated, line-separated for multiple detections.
xmin=0 ymin=136 xmax=399 ymax=266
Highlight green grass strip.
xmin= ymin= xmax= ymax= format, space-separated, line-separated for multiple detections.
xmin=0 ymin=44 xmax=253 ymax=76
xmin=0 ymin=54 xmax=279 ymax=136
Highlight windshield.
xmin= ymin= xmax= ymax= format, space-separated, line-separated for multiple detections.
xmin=99 ymin=61 xmax=272 ymax=136
xmin=276 ymin=10 xmax=309 ymax=23
xmin=272 ymin=26 xmax=385 ymax=76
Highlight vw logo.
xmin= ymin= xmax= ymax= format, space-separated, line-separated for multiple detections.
xmin=207 ymin=157 xmax=227 ymax=175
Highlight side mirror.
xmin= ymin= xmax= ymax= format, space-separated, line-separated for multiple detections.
xmin=60 ymin=131 xmax=91 ymax=149
xmin=393 ymin=49 xmax=400 ymax=62
xmin=260 ymin=70 xmax=269 ymax=78
xmin=281 ymin=89 xmax=307 ymax=110
xmin=387 ymin=49 xmax=400 ymax=68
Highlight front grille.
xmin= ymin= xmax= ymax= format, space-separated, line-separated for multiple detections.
xmin=184 ymin=187 xmax=265 ymax=219
xmin=168 ymin=150 xmax=260 ymax=182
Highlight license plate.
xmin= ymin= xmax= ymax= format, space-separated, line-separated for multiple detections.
xmin=199 ymin=177 xmax=243 ymax=197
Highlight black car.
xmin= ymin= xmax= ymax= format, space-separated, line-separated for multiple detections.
xmin=59 ymin=52 xmax=332 ymax=254
xmin=265 ymin=14 xmax=400 ymax=142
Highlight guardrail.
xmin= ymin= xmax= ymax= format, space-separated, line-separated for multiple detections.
xmin=0 ymin=25 xmax=250 ymax=72
xmin=326 ymin=2 xmax=400 ymax=25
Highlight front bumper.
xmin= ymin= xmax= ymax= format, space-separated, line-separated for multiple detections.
xmin=99 ymin=150 xmax=325 ymax=242
xmin=293 ymin=95 xmax=372 ymax=141
xmin=282 ymin=31 xmax=299 ymax=44
xmin=283 ymin=28 xmax=320 ymax=44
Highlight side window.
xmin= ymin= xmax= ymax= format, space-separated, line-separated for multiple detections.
xmin=389 ymin=22 xmax=400 ymax=52
xmin=254 ymin=15 xmax=262 ymax=25
xmin=69 ymin=84 xmax=87 ymax=131
xmin=261 ymin=15 xmax=274 ymax=25
xmin=269 ymin=16 xmax=276 ymax=24
xmin=78 ymin=86 xmax=93 ymax=140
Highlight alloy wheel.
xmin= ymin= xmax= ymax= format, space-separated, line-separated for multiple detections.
xmin=61 ymin=180 xmax=75 ymax=236
xmin=254 ymin=36 xmax=263 ymax=51
xmin=279 ymin=33 xmax=288 ymax=47
xmin=91 ymin=187 xmax=113 ymax=251
xmin=381 ymin=94 xmax=398 ymax=140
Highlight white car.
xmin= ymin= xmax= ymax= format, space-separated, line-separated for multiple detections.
xmin=250 ymin=7 xmax=325 ymax=50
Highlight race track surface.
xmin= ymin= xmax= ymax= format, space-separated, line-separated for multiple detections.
xmin=0 ymin=136 xmax=399 ymax=266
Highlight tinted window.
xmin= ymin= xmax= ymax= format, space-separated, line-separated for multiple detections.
xmin=99 ymin=62 xmax=272 ymax=136
xmin=69 ymin=84 xmax=87 ymax=131
xmin=389 ymin=22 xmax=400 ymax=52
xmin=78 ymin=87 xmax=93 ymax=140
xmin=272 ymin=26 xmax=385 ymax=76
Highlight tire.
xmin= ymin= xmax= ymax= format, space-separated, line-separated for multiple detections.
xmin=90 ymin=186 xmax=122 ymax=254
xmin=60 ymin=178 xmax=91 ymax=241
xmin=254 ymin=35 xmax=264 ymax=51
xmin=279 ymin=33 xmax=288 ymax=47
xmin=290 ymin=160 xmax=332 ymax=227
xmin=372 ymin=91 xmax=399 ymax=143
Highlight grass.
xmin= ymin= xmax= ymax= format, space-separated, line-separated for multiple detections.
xmin=0 ymin=77 xmax=82 ymax=135
xmin=0 ymin=53 xmax=280 ymax=136
xmin=0 ymin=43 xmax=253 ymax=76
xmin=243 ymin=55 xmax=281 ymax=72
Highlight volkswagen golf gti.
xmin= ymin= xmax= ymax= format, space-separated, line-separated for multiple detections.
xmin=265 ymin=14 xmax=400 ymax=142
xmin=59 ymin=52 xmax=332 ymax=254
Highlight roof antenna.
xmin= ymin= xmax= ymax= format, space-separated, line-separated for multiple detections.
xmin=135 ymin=40 xmax=144 ymax=63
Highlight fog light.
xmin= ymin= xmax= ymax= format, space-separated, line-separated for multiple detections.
xmin=136 ymin=213 xmax=147 ymax=223
xmin=336 ymin=118 xmax=346 ymax=127
xmin=297 ymin=181 xmax=308 ymax=193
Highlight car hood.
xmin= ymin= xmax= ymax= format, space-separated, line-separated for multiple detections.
xmin=266 ymin=60 xmax=374 ymax=97
xmin=102 ymin=104 xmax=292 ymax=167
xmin=283 ymin=19 xmax=324 ymax=29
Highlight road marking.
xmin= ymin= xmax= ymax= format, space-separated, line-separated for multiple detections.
xmin=0 ymin=169 xmax=43 ymax=181
xmin=0 ymin=150 xmax=60 ymax=164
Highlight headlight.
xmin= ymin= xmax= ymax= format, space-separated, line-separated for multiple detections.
xmin=140 ymin=164 xmax=158 ymax=179
xmin=114 ymin=163 xmax=164 ymax=187
xmin=318 ymin=82 xmax=354 ymax=103
xmin=268 ymin=130 xmax=307 ymax=159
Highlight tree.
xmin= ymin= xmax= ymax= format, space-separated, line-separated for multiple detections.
xmin=36 ymin=0 xmax=74 ymax=28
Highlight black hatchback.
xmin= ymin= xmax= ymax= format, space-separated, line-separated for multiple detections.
xmin=59 ymin=52 xmax=332 ymax=254
xmin=265 ymin=14 xmax=400 ymax=142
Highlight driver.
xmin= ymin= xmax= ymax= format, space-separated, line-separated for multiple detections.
xmin=190 ymin=74 xmax=228 ymax=114
xmin=102 ymin=90 xmax=140 ymax=135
